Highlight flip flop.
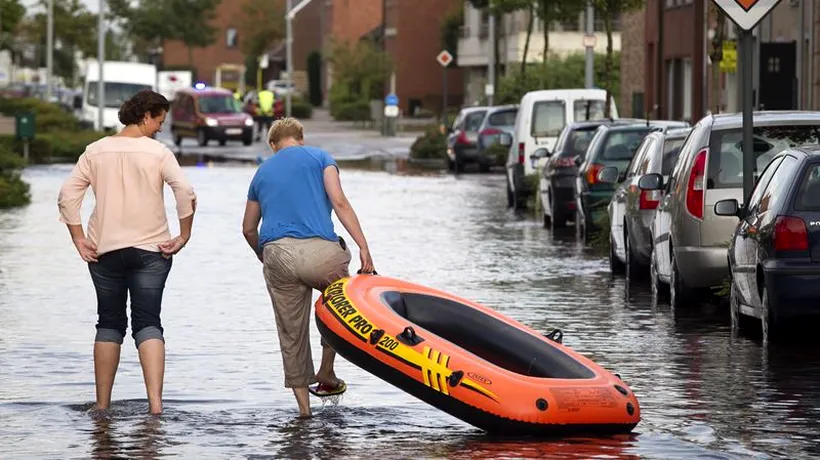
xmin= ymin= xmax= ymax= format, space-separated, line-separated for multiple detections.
xmin=309 ymin=379 xmax=347 ymax=397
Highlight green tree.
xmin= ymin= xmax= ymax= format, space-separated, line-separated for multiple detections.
xmin=440 ymin=3 xmax=464 ymax=61
xmin=709 ymin=3 xmax=727 ymax=113
xmin=593 ymin=0 xmax=643 ymax=117
xmin=240 ymin=0 xmax=285 ymax=61
xmin=0 ymin=0 xmax=25 ymax=51
xmin=108 ymin=0 xmax=221 ymax=65
xmin=536 ymin=0 xmax=584 ymax=81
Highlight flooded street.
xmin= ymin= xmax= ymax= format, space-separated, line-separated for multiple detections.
xmin=3 ymin=164 xmax=820 ymax=459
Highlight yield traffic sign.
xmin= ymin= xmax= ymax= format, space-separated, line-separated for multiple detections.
xmin=711 ymin=0 xmax=782 ymax=31
xmin=436 ymin=50 xmax=454 ymax=68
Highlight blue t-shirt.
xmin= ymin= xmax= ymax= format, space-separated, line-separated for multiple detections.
xmin=247 ymin=146 xmax=339 ymax=247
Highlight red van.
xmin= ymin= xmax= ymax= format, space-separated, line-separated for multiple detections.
xmin=170 ymin=86 xmax=254 ymax=146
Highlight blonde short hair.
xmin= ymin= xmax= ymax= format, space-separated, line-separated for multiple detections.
xmin=268 ymin=117 xmax=304 ymax=147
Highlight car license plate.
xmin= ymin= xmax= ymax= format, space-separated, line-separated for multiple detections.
xmin=226 ymin=128 xmax=242 ymax=135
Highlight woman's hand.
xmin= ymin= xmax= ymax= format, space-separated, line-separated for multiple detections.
xmin=158 ymin=235 xmax=188 ymax=258
xmin=359 ymin=247 xmax=375 ymax=274
xmin=73 ymin=237 xmax=98 ymax=263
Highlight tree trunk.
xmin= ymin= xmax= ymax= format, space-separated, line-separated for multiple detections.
xmin=710 ymin=9 xmax=726 ymax=114
xmin=603 ymin=11 xmax=613 ymax=118
xmin=540 ymin=10 xmax=550 ymax=87
xmin=521 ymin=4 xmax=534 ymax=75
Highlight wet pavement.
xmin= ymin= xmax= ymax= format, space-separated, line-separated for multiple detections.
xmin=2 ymin=164 xmax=820 ymax=459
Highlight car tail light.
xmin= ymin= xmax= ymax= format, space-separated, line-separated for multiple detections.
xmin=455 ymin=131 xmax=469 ymax=145
xmin=774 ymin=215 xmax=809 ymax=251
xmin=553 ymin=157 xmax=575 ymax=168
xmin=518 ymin=143 xmax=525 ymax=164
xmin=586 ymin=163 xmax=605 ymax=185
xmin=686 ymin=148 xmax=708 ymax=219
xmin=639 ymin=189 xmax=661 ymax=210
xmin=480 ymin=128 xmax=502 ymax=136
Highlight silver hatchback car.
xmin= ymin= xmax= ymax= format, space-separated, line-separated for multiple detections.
xmin=642 ymin=111 xmax=820 ymax=309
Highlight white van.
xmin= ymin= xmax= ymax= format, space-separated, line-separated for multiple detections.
xmin=506 ymin=88 xmax=618 ymax=208
xmin=83 ymin=61 xmax=157 ymax=131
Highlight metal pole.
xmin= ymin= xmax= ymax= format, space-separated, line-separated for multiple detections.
xmin=98 ymin=0 xmax=105 ymax=131
xmin=488 ymin=14 xmax=495 ymax=106
xmin=741 ymin=30 xmax=754 ymax=203
xmin=46 ymin=0 xmax=53 ymax=102
xmin=584 ymin=1 xmax=594 ymax=88
xmin=286 ymin=0 xmax=293 ymax=118
xmin=442 ymin=66 xmax=448 ymax=126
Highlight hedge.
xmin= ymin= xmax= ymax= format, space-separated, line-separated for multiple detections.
xmin=0 ymin=130 xmax=107 ymax=163
xmin=410 ymin=128 xmax=447 ymax=160
xmin=0 ymin=151 xmax=30 ymax=209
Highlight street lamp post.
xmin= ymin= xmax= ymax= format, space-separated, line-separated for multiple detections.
xmin=285 ymin=0 xmax=313 ymax=118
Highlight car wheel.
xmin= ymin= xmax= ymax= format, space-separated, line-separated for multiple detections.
xmin=650 ymin=249 xmax=669 ymax=301
xmin=609 ymin=233 xmax=625 ymax=275
xmin=242 ymin=135 xmax=253 ymax=146
xmin=197 ymin=129 xmax=208 ymax=147
xmin=173 ymin=131 xmax=182 ymax=146
xmin=760 ymin=286 xmax=778 ymax=344
xmin=218 ymin=139 xmax=227 ymax=146
xmin=669 ymin=252 xmax=690 ymax=311
xmin=625 ymin=230 xmax=639 ymax=282
xmin=478 ymin=161 xmax=490 ymax=173
xmin=729 ymin=280 xmax=750 ymax=333
xmin=506 ymin=179 xmax=514 ymax=208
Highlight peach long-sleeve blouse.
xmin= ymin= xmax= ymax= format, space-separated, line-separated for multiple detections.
xmin=58 ymin=136 xmax=196 ymax=256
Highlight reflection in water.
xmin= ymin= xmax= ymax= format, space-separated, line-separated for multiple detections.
xmin=3 ymin=166 xmax=820 ymax=459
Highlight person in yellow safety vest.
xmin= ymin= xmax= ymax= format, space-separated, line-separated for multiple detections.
xmin=255 ymin=89 xmax=276 ymax=142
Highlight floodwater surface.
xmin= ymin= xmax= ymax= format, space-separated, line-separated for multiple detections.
xmin=2 ymin=165 xmax=819 ymax=459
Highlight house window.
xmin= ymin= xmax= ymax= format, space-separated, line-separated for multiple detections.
xmin=768 ymin=57 xmax=780 ymax=73
xmin=226 ymin=28 xmax=238 ymax=48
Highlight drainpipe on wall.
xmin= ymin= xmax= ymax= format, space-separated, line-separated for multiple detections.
xmin=656 ymin=0 xmax=663 ymax=119
xmin=809 ymin=0 xmax=815 ymax=108
xmin=798 ymin=0 xmax=804 ymax=109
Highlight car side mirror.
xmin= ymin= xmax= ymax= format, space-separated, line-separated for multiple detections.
xmin=638 ymin=173 xmax=663 ymax=191
xmin=529 ymin=147 xmax=549 ymax=162
xmin=574 ymin=155 xmax=583 ymax=166
xmin=714 ymin=199 xmax=741 ymax=218
xmin=498 ymin=132 xmax=512 ymax=147
xmin=597 ymin=166 xmax=620 ymax=184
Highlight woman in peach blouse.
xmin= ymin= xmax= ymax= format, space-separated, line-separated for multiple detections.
xmin=58 ymin=90 xmax=197 ymax=415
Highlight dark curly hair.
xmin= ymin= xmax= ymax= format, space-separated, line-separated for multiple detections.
xmin=118 ymin=89 xmax=170 ymax=125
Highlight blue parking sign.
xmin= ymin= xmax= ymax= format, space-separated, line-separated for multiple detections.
xmin=385 ymin=93 xmax=399 ymax=106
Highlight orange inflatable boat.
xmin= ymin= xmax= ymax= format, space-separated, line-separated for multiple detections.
xmin=314 ymin=274 xmax=641 ymax=435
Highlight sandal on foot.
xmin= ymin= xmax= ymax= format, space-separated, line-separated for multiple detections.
xmin=309 ymin=379 xmax=347 ymax=397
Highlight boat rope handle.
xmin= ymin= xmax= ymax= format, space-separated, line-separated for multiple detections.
xmin=545 ymin=329 xmax=563 ymax=344
xmin=447 ymin=370 xmax=464 ymax=387
xmin=397 ymin=326 xmax=425 ymax=345
xmin=369 ymin=329 xmax=385 ymax=345
xmin=357 ymin=269 xmax=379 ymax=275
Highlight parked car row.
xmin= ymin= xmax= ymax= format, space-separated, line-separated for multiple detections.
xmin=446 ymin=104 xmax=518 ymax=173
xmin=600 ymin=110 xmax=820 ymax=342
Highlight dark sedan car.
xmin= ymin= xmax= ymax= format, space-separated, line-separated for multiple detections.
xmin=715 ymin=146 xmax=820 ymax=343
xmin=602 ymin=128 xmax=690 ymax=279
xmin=535 ymin=119 xmax=643 ymax=230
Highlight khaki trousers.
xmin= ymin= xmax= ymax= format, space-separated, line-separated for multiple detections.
xmin=262 ymin=237 xmax=351 ymax=388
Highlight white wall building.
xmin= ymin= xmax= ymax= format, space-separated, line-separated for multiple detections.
xmin=457 ymin=3 xmax=622 ymax=104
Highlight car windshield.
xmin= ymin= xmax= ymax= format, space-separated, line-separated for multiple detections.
xmin=600 ymin=128 xmax=653 ymax=161
xmin=795 ymin=163 xmax=820 ymax=211
xmin=463 ymin=110 xmax=487 ymax=132
xmin=199 ymin=95 xmax=242 ymax=114
xmin=557 ymin=127 xmax=598 ymax=158
xmin=573 ymin=100 xmax=606 ymax=121
xmin=487 ymin=109 xmax=517 ymax=128
xmin=707 ymin=125 xmax=820 ymax=189
xmin=661 ymin=137 xmax=686 ymax=175
xmin=531 ymin=101 xmax=566 ymax=137
xmin=86 ymin=82 xmax=152 ymax=108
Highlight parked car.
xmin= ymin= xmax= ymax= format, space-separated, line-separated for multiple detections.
xmin=535 ymin=119 xmax=645 ymax=229
xmin=171 ymin=86 xmax=255 ymax=146
xmin=506 ymin=88 xmax=619 ymax=209
xmin=575 ymin=120 xmax=689 ymax=236
xmin=600 ymin=128 xmax=690 ymax=278
xmin=447 ymin=106 xmax=489 ymax=172
xmin=474 ymin=104 xmax=519 ymax=172
xmin=714 ymin=147 xmax=820 ymax=342
xmin=643 ymin=111 xmax=820 ymax=310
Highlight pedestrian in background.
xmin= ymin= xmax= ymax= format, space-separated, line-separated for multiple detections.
xmin=241 ymin=117 xmax=375 ymax=418
xmin=57 ymin=89 xmax=197 ymax=415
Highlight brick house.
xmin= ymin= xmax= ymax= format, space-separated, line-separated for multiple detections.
xmin=383 ymin=0 xmax=464 ymax=115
